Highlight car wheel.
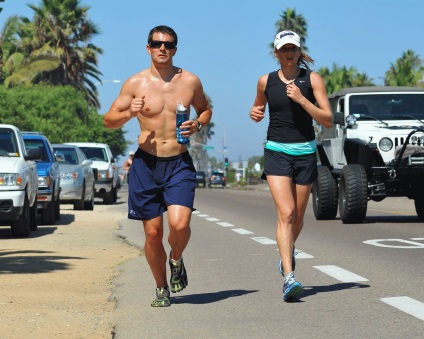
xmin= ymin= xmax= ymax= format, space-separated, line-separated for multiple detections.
xmin=84 ymin=184 xmax=95 ymax=211
xmin=312 ymin=166 xmax=338 ymax=220
xmin=42 ymin=200 xmax=56 ymax=225
xmin=338 ymin=164 xmax=368 ymax=224
xmin=74 ymin=185 xmax=85 ymax=210
xmin=29 ymin=201 xmax=38 ymax=231
xmin=11 ymin=195 xmax=31 ymax=237
xmin=103 ymin=188 xmax=114 ymax=204
xmin=414 ymin=195 xmax=424 ymax=219
xmin=54 ymin=192 xmax=61 ymax=221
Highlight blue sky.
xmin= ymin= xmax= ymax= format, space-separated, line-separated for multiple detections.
xmin=2 ymin=0 xmax=424 ymax=164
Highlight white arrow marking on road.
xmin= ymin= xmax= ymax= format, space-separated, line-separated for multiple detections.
xmin=251 ymin=237 xmax=277 ymax=245
xmin=363 ymin=239 xmax=424 ymax=248
xmin=232 ymin=228 xmax=254 ymax=235
xmin=313 ymin=265 xmax=369 ymax=282
xmin=380 ymin=297 xmax=424 ymax=321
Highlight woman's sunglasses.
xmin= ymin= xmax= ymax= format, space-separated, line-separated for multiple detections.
xmin=149 ymin=40 xmax=176 ymax=50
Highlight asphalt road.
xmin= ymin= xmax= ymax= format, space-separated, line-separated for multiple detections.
xmin=113 ymin=185 xmax=424 ymax=338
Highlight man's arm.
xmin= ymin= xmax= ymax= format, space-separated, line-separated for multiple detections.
xmin=191 ymin=78 xmax=212 ymax=129
xmin=104 ymin=80 xmax=144 ymax=129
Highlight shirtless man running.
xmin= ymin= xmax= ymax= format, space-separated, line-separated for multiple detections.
xmin=104 ymin=25 xmax=212 ymax=307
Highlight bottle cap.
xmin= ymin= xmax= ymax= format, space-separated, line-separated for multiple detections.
xmin=176 ymin=100 xmax=186 ymax=112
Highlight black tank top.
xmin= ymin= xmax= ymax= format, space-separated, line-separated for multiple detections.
xmin=265 ymin=68 xmax=316 ymax=143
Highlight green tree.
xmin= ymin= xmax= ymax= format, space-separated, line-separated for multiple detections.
xmin=385 ymin=49 xmax=424 ymax=87
xmin=0 ymin=84 xmax=127 ymax=156
xmin=271 ymin=8 xmax=308 ymax=52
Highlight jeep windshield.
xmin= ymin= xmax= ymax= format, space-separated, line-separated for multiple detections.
xmin=349 ymin=93 xmax=424 ymax=123
xmin=0 ymin=128 xmax=19 ymax=157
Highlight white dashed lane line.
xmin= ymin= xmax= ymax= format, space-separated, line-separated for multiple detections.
xmin=195 ymin=210 xmax=424 ymax=321
xmin=380 ymin=297 xmax=424 ymax=321
xmin=313 ymin=265 xmax=369 ymax=282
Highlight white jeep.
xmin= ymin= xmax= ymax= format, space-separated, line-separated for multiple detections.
xmin=0 ymin=124 xmax=40 ymax=237
xmin=314 ymin=86 xmax=424 ymax=223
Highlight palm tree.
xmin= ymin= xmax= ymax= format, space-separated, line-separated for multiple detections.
xmin=385 ymin=49 xmax=424 ymax=87
xmin=2 ymin=0 xmax=103 ymax=107
xmin=271 ymin=8 xmax=308 ymax=52
xmin=1 ymin=16 xmax=61 ymax=86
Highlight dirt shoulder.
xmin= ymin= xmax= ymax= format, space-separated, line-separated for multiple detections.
xmin=0 ymin=191 xmax=139 ymax=338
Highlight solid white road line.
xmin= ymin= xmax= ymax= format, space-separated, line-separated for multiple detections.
xmin=232 ymin=228 xmax=254 ymax=235
xmin=380 ymin=296 xmax=424 ymax=321
xmin=313 ymin=265 xmax=369 ymax=282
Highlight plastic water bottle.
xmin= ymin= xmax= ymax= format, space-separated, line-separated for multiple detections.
xmin=176 ymin=100 xmax=190 ymax=144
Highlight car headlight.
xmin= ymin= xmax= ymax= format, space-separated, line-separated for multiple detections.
xmin=38 ymin=176 xmax=50 ymax=188
xmin=410 ymin=135 xmax=418 ymax=145
xmin=60 ymin=172 xmax=78 ymax=180
xmin=98 ymin=170 xmax=110 ymax=179
xmin=379 ymin=137 xmax=393 ymax=152
xmin=0 ymin=173 xmax=22 ymax=186
xmin=420 ymin=135 xmax=424 ymax=145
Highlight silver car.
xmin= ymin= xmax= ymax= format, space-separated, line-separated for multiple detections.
xmin=52 ymin=144 xmax=95 ymax=210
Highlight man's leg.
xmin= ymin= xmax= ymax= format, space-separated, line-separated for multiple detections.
xmin=167 ymin=205 xmax=192 ymax=292
xmin=143 ymin=215 xmax=167 ymax=288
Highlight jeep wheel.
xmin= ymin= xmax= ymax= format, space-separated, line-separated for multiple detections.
xmin=42 ymin=200 xmax=56 ymax=225
xmin=414 ymin=196 xmax=424 ymax=220
xmin=339 ymin=165 xmax=368 ymax=224
xmin=312 ymin=166 xmax=338 ymax=220
xmin=11 ymin=195 xmax=30 ymax=237
xmin=30 ymin=202 xmax=38 ymax=231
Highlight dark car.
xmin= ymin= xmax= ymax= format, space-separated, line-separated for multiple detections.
xmin=22 ymin=132 xmax=61 ymax=225
xmin=208 ymin=171 xmax=226 ymax=188
xmin=195 ymin=171 xmax=206 ymax=188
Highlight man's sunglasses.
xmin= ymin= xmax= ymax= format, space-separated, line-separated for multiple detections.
xmin=149 ymin=40 xmax=176 ymax=50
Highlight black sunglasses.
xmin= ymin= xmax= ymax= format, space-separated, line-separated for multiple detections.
xmin=149 ymin=40 xmax=176 ymax=50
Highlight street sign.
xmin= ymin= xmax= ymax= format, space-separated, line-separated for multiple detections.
xmin=202 ymin=145 xmax=214 ymax=150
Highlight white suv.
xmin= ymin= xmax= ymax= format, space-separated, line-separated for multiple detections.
xmin=67 ymin=142 xmax=119 ymax=204
xmin=314 ymin=86 xmax=424 ymax=223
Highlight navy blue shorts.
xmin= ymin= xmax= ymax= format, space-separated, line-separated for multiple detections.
xmin=261 ymin=148 xmax=317 ymax=185
xmin=128 ymin=149 xmax=196 ymax=221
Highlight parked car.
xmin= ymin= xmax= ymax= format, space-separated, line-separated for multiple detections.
xmin=208 ymin=171 xmax=226 ymax=188
xmin=53 ymin=144 xmax=96 ymax=210
xmin=66 ymin=142 xmax=119 ymax=204
xmin=195 ymin=171 xmax=206 ymax=188
xmin=0 ymin=124 xmax=39 ymax=237
xmin=22 ymin=132 xmax=60 ymax=225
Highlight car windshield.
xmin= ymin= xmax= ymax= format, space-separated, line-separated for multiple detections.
xmin=79 ymin=147 xmax=108 ymax=162
xmin=0 ymin=128 xmax=19 ymax=157
xmin=23 ymin=139 xmax=49 ymax=162
xmin=349 ymin=94 xmax=424 ymax=122
xmin=54 ymin=147 xmax=78 ymax=165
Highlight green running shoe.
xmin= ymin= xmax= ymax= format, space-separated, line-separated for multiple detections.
xmin=151 ymin=287 xmax=171 ymax=307
xmin=169 ymin=255 xmax=188 ymax=293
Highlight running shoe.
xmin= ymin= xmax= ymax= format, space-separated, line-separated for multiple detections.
xmin=278 ymin=246 xmax=296 ymax=276
xmin=169 ymin=255 xmax=188 ymax=293
xmin=283 ymin=273 xmax=303 ymax=301
xmin=151 ymin=286 xmax=171 ymax=307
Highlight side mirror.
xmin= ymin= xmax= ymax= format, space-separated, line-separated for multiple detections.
xmin=333 ymin=111 xmax=345 ymax=125
xmin=82 ymin=159 xmax=93 ymax=166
